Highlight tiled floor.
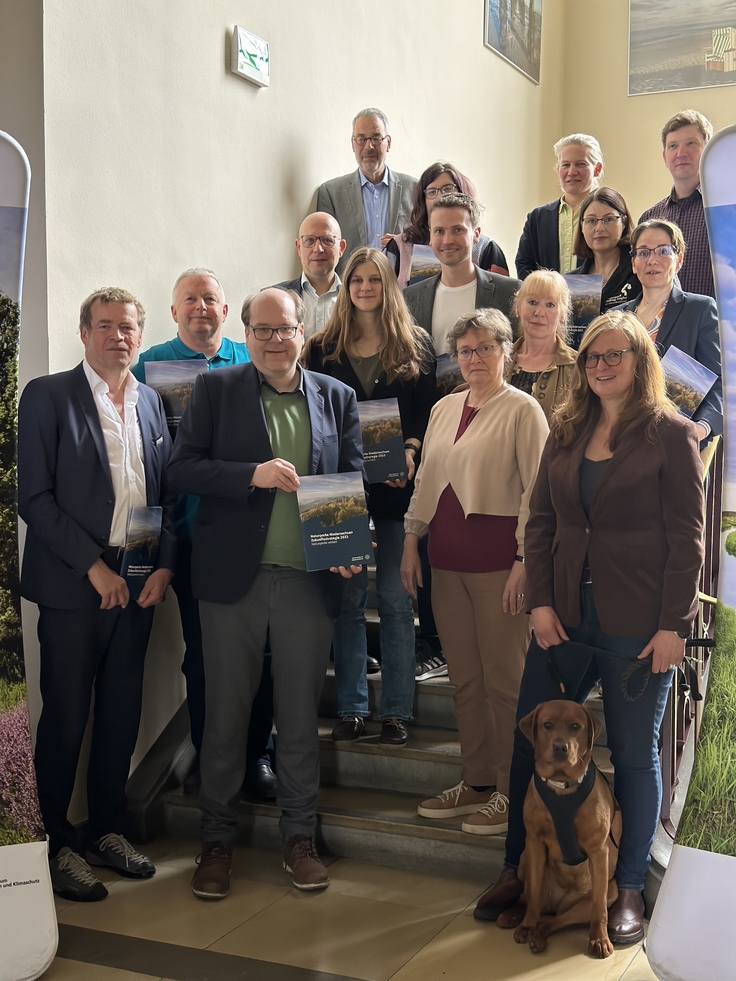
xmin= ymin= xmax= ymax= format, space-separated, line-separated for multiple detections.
xmin=44 ymin=837 xmax=658 ymax=981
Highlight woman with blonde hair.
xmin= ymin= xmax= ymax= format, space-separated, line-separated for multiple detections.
xmin=475 ymin=311 xmax=704 ymax=946
xmin=304 ymin=248 xmax=437 ymax=746
xmin=505 ymin=270 xmax=576 ymax=419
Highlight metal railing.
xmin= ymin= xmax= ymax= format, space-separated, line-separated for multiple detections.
xmin=660 ymin=437 xmax=722 ymax=837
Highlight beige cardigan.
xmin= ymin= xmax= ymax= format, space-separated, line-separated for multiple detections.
xmin=404 ymin=384 xmax=549 ymax=545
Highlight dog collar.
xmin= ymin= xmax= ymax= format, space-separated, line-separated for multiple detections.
xmin=540 ymin=768 xmax=589 ymax=791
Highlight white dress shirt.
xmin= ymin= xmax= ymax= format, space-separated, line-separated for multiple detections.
xmin=300 ymin=272 xmax=341 ymax=339
xmin=82 ymin=360 xmax=147 ymax=546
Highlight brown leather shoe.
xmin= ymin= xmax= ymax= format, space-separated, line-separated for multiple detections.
xmin=283 ymin=834 xmax=330 ymax=891
xmin=191 ymin=842 xmax=233 ymax=900
xmin=608 ymin=888 xmax=645 ymax=945
xmin=473 ymin=865 xmax=523 ymax=921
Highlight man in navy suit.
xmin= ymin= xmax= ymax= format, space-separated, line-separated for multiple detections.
xmin=273 ymin=213 xmax=346 ymax=338
xmin=168 ymin=288 xmax=363 ymax=900
xmin=18 ymin=287 xmax=176 ymax=902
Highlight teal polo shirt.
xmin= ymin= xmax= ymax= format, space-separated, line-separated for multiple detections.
xmin=132 ymin=334 xmax=251 ymax=540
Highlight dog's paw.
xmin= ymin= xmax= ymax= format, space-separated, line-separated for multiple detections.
xmin=497 ymin=904 xmax=525 ymax=930
xmin=588 ymin=935 xmax=614 ymax=959
xmin=529 ymin=929 xmax=549 ymax=954
xmin=513 ymin=924 xmax=530 ymax=945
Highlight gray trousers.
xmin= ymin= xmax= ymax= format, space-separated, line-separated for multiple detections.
xmin=198 ymin=565 xmax=334 ymax=841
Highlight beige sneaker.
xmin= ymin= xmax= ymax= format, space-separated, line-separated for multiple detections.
xmin=417 ymin=780 xmax=495 ymax=819
xmin=462 ymin=792 xmax=509 ymax=835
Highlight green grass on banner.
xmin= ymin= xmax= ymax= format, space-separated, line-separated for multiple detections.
xmin=677 ymin=601 xmax=736 ymax=856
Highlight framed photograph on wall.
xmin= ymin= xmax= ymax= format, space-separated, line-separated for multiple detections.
xmin=629 ymin=0 xmax=736 ymax=96
xmin=484 ymin=0 xmax=542 ymax=84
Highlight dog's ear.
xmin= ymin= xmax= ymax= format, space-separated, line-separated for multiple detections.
xmin=519 ymin=706 xmax=541 ymax=745
xmin=584 ymin=705 xmax=601 ymax=756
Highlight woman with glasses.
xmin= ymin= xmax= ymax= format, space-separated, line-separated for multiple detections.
xmin=385 ymin=162 xmax=508 ymax=288
xmin=400 ymin=309 xmax=548 ymax=834
xmin=617 ymin=219 xmax=721 ymax=443
xmin=573 ymin=187 xmax=642 ymax=311
xmin=505 ymin=270 xmax=577 ymax=419
xmin=474 ymin=311 xmax=704 ymax=945
xmin=303 ymin=248 xmax=437 ymax=747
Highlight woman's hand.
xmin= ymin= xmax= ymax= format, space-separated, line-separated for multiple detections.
xmin=530 ymin=606 xmax=570 ymax=649
xmin=638 ymin=630 xmax=685 ymax=674
xmin=400 ymin=534 xmax=423 ymax=599
xmin=384 ymin=447 xmax=416 ymax=489
xmin=502 ymin=562 xmax=527 ymax=615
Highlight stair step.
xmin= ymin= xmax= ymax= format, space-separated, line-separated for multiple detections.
xmin=162 ymin=785 xmax=503 ymax=881
xmin=320 ymin=670 xmax=459 ymax=731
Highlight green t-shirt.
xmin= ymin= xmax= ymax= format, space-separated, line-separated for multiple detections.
xmin=260 ymin=384 xmax=311 ymax=570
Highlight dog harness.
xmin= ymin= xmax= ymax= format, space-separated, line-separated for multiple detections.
xmin=533 ymin=763 xmax=598 ymax=866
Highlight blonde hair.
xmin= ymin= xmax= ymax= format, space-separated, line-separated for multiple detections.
xmin=512 ymin=270 xmax=572 ymax=344
xmin=304 ymin=248 xmax=430 ymax=384
xmin=551 ymin=310 xmax=674 ymax=449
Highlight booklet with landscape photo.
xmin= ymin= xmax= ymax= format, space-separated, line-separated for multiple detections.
xmin=120 ymin=506 xmax=163 ymax=599
xmin=563 ymin=273 xmax=603 ymax=349
xmin=144 ymin=360 xmax=208 ymax=431
xmin=407 ymin=244 xmax=441 ymax=286
xmin=660 ymin=345 xmax=717 ymax=419
xmin=297 ymin=472 xmax=374 ymax=572
xmin=435 ymin=353 xmax=465 ymax=398
xmin=357 ymin=398 xmax=406 ymax=483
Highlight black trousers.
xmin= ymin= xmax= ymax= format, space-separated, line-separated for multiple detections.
xmin=172 ymin=540 xmax=274 ymax=770
xmin=34 ymin=600 xmax=155 ymax=858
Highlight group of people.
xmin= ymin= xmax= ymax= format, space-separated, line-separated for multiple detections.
xmin=17 ymin=104 xmax=720 ymax=949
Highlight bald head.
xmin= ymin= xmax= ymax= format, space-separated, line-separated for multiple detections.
xmin=296 ymin=212 xmax=346 ymax=291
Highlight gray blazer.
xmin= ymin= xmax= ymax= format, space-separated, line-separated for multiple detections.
xmin=403 ymin=267 xmax=521 ymax=334
xmin=316 ymin=167 xmax=417 ymax=271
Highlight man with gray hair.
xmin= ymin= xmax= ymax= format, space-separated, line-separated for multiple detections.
xmin=515 ymin=133 xmax=604 ymax=279
xmin=317 ymin=108 xmax=417 ymax=269
xmin=639 ymin=110 xmax=715 ymax=297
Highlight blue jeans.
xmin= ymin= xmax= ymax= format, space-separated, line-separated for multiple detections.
xmin=504 ymin=585 xmax=673 ymax=891
xmin=333 ymin=518 xmax=416 ymax=720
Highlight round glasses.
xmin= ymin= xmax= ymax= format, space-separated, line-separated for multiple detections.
xmin=581 ymin=347 xmax=634 ymax=369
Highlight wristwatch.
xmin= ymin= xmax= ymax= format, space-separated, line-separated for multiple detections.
xmin=674 ymin=629 xmax=690 ymax=640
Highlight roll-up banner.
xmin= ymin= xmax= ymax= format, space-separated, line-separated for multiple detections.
xmin=646 ymin=124 xmax=736 ymax=981
xmin=0 ymin=131 xmax=57 ymax=981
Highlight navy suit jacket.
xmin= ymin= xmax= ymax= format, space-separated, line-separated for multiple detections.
xmin=167 ymin=362 xmax=363 ymax=606
xmin=617 ymin=286 xmax=722 ymax=437
xmin=18 ymin=362 xmax=176 ymax=609
xmin=273 ymin=276 xmax=303 ymax=296
xmin=515 ymin=200 xmax=560 ymax=279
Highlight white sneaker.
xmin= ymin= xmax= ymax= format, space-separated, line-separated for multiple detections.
xmin=417 ymin=780 xmax=495 ymax=818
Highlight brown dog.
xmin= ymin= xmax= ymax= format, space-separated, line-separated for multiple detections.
xmin=497 ymin=700 xmax=622 ymax=959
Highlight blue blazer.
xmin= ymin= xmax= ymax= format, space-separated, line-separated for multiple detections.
xmin=273 ymin=276 xmax=303 ymax=296
xmin=167 ymin=362 xmax=363 ymax=606
xmin=515 ymin=200 xmax=560 ymax=279
xmin=18 ymin=362 xmax=176 ymax=609
xmin=617 ymin=286 xmax=722 ymax=437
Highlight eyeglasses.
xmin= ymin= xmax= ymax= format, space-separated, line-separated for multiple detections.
xmin=456 ymin=343 xmax=498 ymax=361
xmin=630 ymin=244 xmax=677 ymax=259
xmin=582 ymin=214 xmax=622 ymax=227
xmin=424 ymin=184 xmax=458 ymax=199
xmin=250 ymin=325 xmax=300 ymax=340
xmin=352 ymin=135 xmax=388 ymax=147
xmin=300 ymin=235 xmax=338 ymax=248
xmin=581 ymin=347 xmax=634 ymax=369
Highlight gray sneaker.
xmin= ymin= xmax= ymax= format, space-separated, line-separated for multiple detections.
xmin=85 ymin=833 xmax=156 ymax=879
xmin=50 ymin=847 xmax=108 ymax=902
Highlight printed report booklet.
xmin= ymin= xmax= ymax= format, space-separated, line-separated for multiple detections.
xmin=562 ymin=273 xmax=603 ymax=349
xmin=120 ymin=506 xmax=163 ymax=599
xmin=144 ymin=360 xmax=208 ymax=431
xmin=660 ymin=345 xmax=717 ymax=419
xmin=357 ymin=397 xmax=407 ymax=483
xmin=297 ymin=472 xmax=374 ymax=572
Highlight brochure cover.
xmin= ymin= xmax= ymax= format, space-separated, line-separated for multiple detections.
xmin=120 ymin=506 xmax=163 ymax=599
xmin=297 ymin=472 xmax=374 ymax=572
xmin=436 ymin=353 xmax=465 ymax=398
xmin=660 ymin=344 xmax=717 ymax=419
xmin=357 ymin=398 xmax=406 ymax=483
xmin=144 ymin=360 xmax=208 ymax=430
xmin=563 ymin=273 xmax=603 ymax=349
xmin=408 ymin=244 xmax=442 ymax=287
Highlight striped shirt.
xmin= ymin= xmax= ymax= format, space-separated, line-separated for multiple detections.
xmin=639 ymin=186 xmax=714 ymax=298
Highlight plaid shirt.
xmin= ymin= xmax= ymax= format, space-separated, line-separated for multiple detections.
xmin=639 ymin=186 xmax=714 ymax=298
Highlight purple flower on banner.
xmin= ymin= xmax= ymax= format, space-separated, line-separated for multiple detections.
xmin=0 ymin=699 xmax=44 ymax=844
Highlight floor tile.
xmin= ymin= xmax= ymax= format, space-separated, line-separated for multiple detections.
xmin=388 ymin=912 xmax=642 ymax=981
xmin=210 ymin=890 xmax=454 ymax=981
xmin=42 ymin=957 xmax=160 ymax=980
xmin=56 ymin=860 xmax=289 ymax=948
xmin=322 ymin=857 xmax=488 ymax=913
xmin=620 ymin=946 xmax=659 ymax=980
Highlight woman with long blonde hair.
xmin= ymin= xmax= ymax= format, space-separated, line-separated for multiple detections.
xmin=304 ymin=248 xmax=437 ymax=747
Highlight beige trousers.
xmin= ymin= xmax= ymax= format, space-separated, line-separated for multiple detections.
xmin=431 ymin=568 xmax=530 ymax=795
